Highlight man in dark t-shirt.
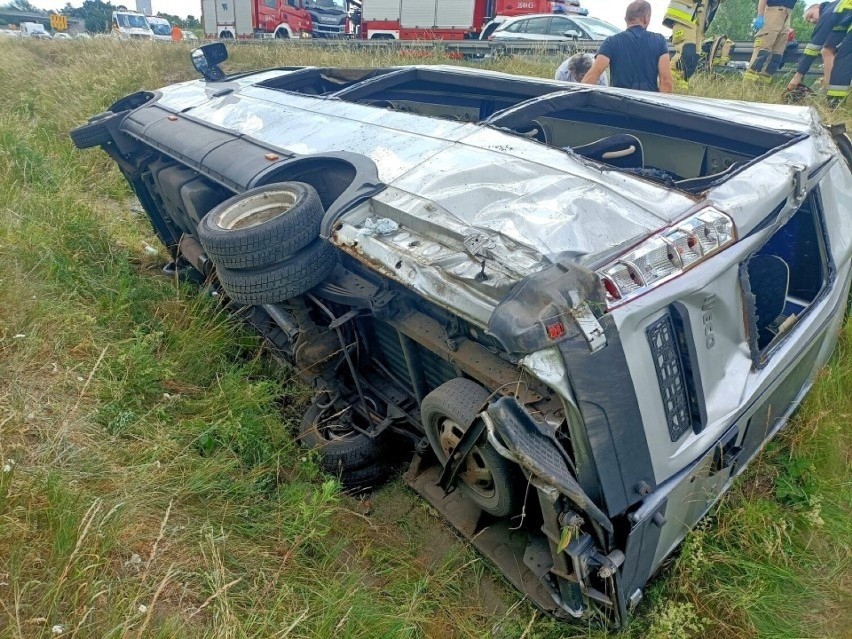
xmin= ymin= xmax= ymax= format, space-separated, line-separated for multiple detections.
xmin=582 ymin=0 xmax=673 ymax=92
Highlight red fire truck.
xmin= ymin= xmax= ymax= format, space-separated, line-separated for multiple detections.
xmin=355 ymin=0 xmax=583 ymax=40
xmin=201 ymin=0 xmax=347 ymax=40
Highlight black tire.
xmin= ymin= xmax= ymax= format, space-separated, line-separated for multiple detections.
xmin=298 ymin=403 xmax=386 ymax=473
xmin=421 ymin=378 xmax=522 ymax=517
xmin=198 ymin=183 xmax=324 ymax=270
xmin=70 ymin=111 xmax=118 ymax=150
xmin=338 ymin=463 xmax=391 ymax=492
xmin=215 ymin=239 xmax=336 ymax=305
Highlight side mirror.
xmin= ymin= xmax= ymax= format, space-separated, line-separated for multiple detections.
xmin=564 ymin=29 xmax=581 ymax=39
xmin=191 ymin=42 xmax=228 ymax=81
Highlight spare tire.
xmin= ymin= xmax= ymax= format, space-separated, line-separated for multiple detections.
xmin=298 ymin=403 xmax=386 ymax=473
xmin=70 ymin=111 xmax=120 ymax=150
xmin=198 ymin=182 xmax=324 ymax=270
xmin=338 ymin=463 xmax=391 ymax=493
xmin=215 ymin=238 xmax=336 ymax=305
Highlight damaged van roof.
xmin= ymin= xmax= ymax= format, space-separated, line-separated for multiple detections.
xmin=122 ymin=65 xmax=840 ymax=324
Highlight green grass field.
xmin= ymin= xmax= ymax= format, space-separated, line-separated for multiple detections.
xmin=0 ymin=39 xmax=849 ymax=639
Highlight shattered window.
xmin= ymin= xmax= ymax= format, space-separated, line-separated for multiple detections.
xmin=741 ymin=192 xmax=829 ymax=363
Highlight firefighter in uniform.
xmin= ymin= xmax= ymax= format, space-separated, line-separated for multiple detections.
xmin=664 ymin=0 xmax=731 ymax=88
xmin=827 ymin=7 xmax=852 ymax=105
xmin=786 ymin=1 xmax=851 ymax=95
xmin=744 ymin=0 xmax=800 ymax=82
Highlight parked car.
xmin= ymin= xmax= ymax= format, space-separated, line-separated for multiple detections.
xmin=52 ymin=32 xmax=73 ymax=40
xmin=490 ymin=13 xmax=620 ymax=42
xmin=69 ymin=43 xmax=852 ymax=628
xmin=0 ymin=28 xmax=20 ymax=37
xmin=182 ymin=30 xmax=199 ymax=41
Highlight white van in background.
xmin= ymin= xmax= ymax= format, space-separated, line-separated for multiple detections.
xmin=112 ymin=10 xmax=154 ymax=40
xmin=20 ymin=22 xmax=51 ymax=38
xmin=146 ymin=16 xmax=172 ymax=41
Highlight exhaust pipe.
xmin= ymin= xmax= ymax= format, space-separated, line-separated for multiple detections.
xmin=178 ymin=236 xmax=212 ymax=276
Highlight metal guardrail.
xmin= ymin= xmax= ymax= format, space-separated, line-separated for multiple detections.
xmin=242 ymin=36 xmax=806 ymax=63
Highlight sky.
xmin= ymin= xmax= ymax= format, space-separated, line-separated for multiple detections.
xmin=28 ymin=0 xmax=673 ymax=32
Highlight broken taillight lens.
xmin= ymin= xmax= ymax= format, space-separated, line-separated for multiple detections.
xmin=598 ymin=207 xmax=736 ymax=307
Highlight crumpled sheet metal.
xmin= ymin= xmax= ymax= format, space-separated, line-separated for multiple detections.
xmin=165 ymin=80 xmax=696 ymax=263
xmin=180 ymin=85 xmax=476 ymax=183
xmin=335 ymin=200 xmax=526 ymax=328
xmin=385 ymin=127 xmax=694 ymax=265
xmin=146 ymin=66 xmax=842 ymax=326
xmin=708 ymin=133 xmax=844 ymax=237
xmin=150 ymin=68 xmax=822 ymax=261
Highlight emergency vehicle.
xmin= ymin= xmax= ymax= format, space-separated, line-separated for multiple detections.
xmin=356 ymin=0 xmax=583 ymax=40
xmin=201 ymin=0 xmax=347 ymax=40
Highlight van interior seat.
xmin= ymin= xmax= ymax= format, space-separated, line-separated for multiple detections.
xmin=746 ymin=253 xmax=791 ymax=343
xmin=516 ymin=119 xmax=549 ymax=143
xmin=570 ymin=134 xmax=645 ymax=169
xmin=675 ymin=161 xmax=747 ymax=191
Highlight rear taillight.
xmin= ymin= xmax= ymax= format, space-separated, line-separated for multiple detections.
xmin=598 ymin=207 xmax=736 ymax=307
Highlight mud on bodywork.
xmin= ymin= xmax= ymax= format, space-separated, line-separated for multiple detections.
xmin=70 ymin=50 xmax=852 ymax=628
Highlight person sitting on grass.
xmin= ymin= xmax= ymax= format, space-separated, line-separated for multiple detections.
xmin=556 ymin=52 xmax=609 ymax=85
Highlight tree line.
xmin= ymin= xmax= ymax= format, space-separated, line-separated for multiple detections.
xmin=706 ymin=0 xmax=814 ymax=42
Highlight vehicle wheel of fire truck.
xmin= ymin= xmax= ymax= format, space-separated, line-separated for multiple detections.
xmin=214 ymin=238 xmax=336 ymax=305
xmin=298 ymin=402 xmax=387 ymax=473
xmin=198 ymin=182 xmax=324 ymax=270
xmin=421 ymin=378 xmax=522 ymax=518
xmin=69 ymin=111 xmax=119 ymax=149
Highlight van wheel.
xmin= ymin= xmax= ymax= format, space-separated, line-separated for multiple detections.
xmin=215 ymin=238 xmax=335 ymax=305
xmin=338 ymin=462 xmax=390 ymax=493
xmin=198 ymin=182 xmax=324 ymax=270
xmin=421 ymin=379 xmax=522 ymax=517
xmin=298 ymin=402 xmax=386 ymax=473
xmin=70 ymin=111 xmax=118 ymax=149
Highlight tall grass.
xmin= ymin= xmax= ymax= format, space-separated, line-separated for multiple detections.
xmin=0 ymin=38 xmax=849 ymax=638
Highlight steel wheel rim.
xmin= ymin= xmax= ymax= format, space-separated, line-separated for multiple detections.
xmin=216 ymin=190 xmax=297 ymax=230
xmin=437 ymin=417 xmax=496 ymax=499
xmin=316 ymin=419 xmax=358 ymax=442
xmin=313 ymin=398 xmax=377 ymax=442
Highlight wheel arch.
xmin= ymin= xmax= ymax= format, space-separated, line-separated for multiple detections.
xmin=250 ymin=153 xmax=385 ymax=235
xmin=274 ymin=23 xmax=293 ymax=38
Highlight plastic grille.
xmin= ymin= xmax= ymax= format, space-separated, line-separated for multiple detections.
xmin=647 ymin=314 xmax=692 ymax=441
